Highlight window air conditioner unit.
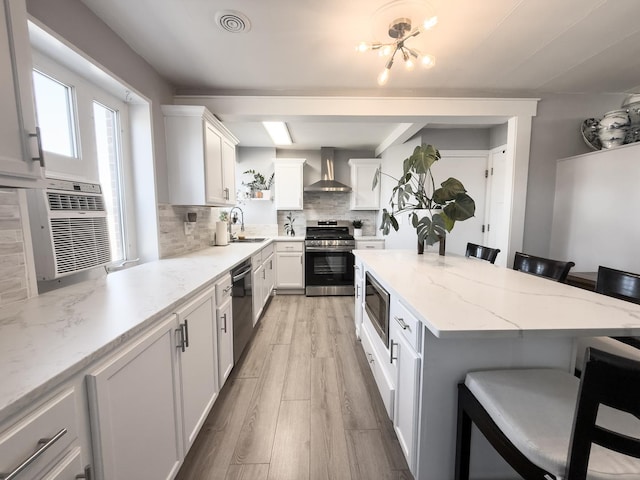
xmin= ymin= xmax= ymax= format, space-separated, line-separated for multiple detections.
xmin=27 ymin=179 xmax=111 ymax=280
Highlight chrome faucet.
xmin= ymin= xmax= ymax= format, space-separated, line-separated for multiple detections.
xmin=228 ymin=207 xmax=245 ymax=240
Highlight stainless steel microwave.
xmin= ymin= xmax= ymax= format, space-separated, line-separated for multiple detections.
xmin=364 ymin=272 xmax=390 ymax=347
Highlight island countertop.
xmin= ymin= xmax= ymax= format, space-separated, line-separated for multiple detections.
xmin=354 ymin=249 xmax=640 ymax=339
xmin=0 ymin=240 xmax=273 ymax=423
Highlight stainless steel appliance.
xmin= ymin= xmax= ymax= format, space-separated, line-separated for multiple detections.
xmin=231 ymin=259 xmax=253 ymax=362
xmin=364 ymin=271 xmax=390 ymax=347
xmin=305 ymin=220 xmax=355 ymax=296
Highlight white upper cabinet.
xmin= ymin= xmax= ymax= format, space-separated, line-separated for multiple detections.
xmin=349 ymin=159 xmax=380 ymax=210
xmin=274 ymin=158 xmax=305 ymax=210
xmin=163 ymin=105 xmax=238 ymax=206
xmin=0 ymin=0 xmax=45 ymax=187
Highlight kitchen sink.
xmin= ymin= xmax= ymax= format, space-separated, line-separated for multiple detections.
xmin=231 ymin=237 xmax=267 ymax=243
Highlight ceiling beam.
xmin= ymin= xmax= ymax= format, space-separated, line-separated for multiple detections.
xmin=375 ymin=122 xmax=427 ymax=156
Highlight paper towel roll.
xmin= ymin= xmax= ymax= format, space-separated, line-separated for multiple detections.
xmin=215 ymin=221 xmax=228 ymax=246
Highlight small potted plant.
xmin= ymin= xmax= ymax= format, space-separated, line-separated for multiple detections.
xmin=284 ymin=211 xmax=296 ymax=236
xmin=352 ymin=219 xmax=363 ymax=237
xmin=242 ymin=169 xmax=274 ymax=199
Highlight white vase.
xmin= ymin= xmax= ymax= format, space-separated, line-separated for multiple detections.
xmin=261 ymin=190 xmax=271 ymax=200
xmin=354 ymin=228 xmax=362 ymax=237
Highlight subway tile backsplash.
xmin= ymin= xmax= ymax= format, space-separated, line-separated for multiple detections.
xmin=276 ymin=192 xmax=378 ymax=236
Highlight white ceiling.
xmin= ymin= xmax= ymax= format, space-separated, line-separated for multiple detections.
xmin=79 ymin=0 xmax=640 ymax=150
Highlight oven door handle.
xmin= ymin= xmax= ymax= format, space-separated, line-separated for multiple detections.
xmin=305 ymin=246 xmax=354 ymax=252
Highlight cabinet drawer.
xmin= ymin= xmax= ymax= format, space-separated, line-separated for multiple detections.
xmin=261 ymin=243 xmax=274 ymax=259
xmin=391 ymin=301 xmax=422 ymax=354
xmin=360 ymin=326 xmax=394 ymax=420
xmin=0 ymin=389 xmax=78 ymax=480
xmin=276 ymin=241 xmax=303 ymax=253
xmin=355 ymin=240 xmax=385 ymax=250
xmin=252 ymin=251 xmax=262 ymax=270
xmin=215 ymin=273 xmax=232 ymax=304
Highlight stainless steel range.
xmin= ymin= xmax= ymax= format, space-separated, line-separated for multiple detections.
xmin=305 ymin=220 xmax=355 ymax=296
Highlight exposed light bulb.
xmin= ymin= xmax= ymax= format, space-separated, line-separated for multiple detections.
xmin=423 ymin=16 xmax=438 ymax=30
xmin=421 ymin=54 xmax=436 ymax=68
xmin=377 ymin=68 xmax=390 ymax=86
xmin=405 ymin=58 xmax=415 ymax=70
xmin=356 ymin=42 xmax=370 ymax=53
xmin=379 ymin=45 xmax=392 ymax=57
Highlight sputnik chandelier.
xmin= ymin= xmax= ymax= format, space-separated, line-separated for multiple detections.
xmin=357 ymin=15 xmax=437 ymax=86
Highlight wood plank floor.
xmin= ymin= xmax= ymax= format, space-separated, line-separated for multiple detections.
xmin=176 ymin=295 xmax=413 ymax=480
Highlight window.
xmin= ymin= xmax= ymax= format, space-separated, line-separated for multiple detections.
xmin=31 ymin=53 xmax=135 ymax=265
xmin=93 ymin=102 xmax=125 ymax=262
xmin=32 ymin=70 xmax=77 ymax=158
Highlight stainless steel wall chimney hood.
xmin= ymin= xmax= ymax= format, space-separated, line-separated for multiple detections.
xmin=304 ymin=147 xmax=351 ymax=192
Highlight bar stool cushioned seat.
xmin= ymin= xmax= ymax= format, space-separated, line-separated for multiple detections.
xmin=576 ymin=336 xmax=640 ymax=366
xmin=463 ymin=368 xmax=640 ymax=479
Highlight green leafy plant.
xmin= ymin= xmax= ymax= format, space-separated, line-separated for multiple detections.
xmin=372 ymin=144 xmax=476 ymax=247
xmin=284 ymin=211 xmax=296 ymax=236
xmin=352 ymin=219 xmax=363 ymax=229
xmin=242 ymin=169 xmax=274 ymax=191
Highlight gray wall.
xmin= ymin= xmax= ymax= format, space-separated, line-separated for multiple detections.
xmin=418 ymin=128 xmax=491 ymax=150
xmin=523 ymin=92 xmax=626 ymax=257
xmin=26 ymin=0 xmax=175 ymax=203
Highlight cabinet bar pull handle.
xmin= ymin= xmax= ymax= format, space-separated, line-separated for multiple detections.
xmin=223 ymin=285 xmax=232 ymax=294
xmin=0 ymin=428 xmax=67 ymax=480
xmin=183 ymin=319 xmax=189 ymax=348
xmin=222 ymin=313 xmax=227 ymax=333
xmin=176 ymin=325 xmax=186 ymax=352
xmin=356 ymin=284 xmax=360 ymax=298
xmin=390 ymin=340 xmax=398 ymax=364
xmin=394 ymin=316 xmax=410 ymax=331
xmin=28 ymin=127 xmax=45 ymax=168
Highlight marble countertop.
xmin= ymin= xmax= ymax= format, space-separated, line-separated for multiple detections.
xmin=0 ymin=240 xmax=272 ymax=423
xmin=355 ymin=250 xmax=640 ymax=340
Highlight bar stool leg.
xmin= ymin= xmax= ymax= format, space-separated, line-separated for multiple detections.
xmin=455 ymin=385 xmax=472 ymax=480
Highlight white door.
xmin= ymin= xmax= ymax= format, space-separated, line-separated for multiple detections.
xmin=485 ymin=146 xmax=509 ymax=267
xmin=429 ymin=151 xmax=488 ymax=256
xmin=276 ymin=252 xmax=303 ymax=288
xmin=0 ymin=0 xmax=44 ymax=185
xmin=204 ymin=121 xmax=224 ymax=204
xmin=221 ymin=138 xmax=236 ymax=204
xmin=176 ymin=287 xmax=218 ymax=451
xmin=87 ymin=316 xmax=182 ymax=480
xmin=391 ymin=325 xmax=421 ymax=474
xmin=216 ymin=297 xmax=234 ymax=388
xmin=252 ymin=264 xmax=264 ymax=324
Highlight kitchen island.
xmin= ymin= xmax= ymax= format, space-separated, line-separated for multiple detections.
xmin=353 ymin=250 xmax=640 ymax=480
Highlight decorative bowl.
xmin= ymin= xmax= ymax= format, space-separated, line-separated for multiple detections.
xmin=581 ymin=118 xmax=601 ymax=150
xmin=599 ymin=110 xmax=630 ymax=130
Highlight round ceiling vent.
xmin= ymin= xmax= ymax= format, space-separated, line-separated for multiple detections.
xmin=215 ymin=10 xmax=251 ymax=33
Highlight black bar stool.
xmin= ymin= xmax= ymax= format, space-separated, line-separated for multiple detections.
xmin=512 ymin=252 xmax=575 ymax=282
xmin=465 ymin=242 xmax=500 ymax=264
xmin=455 ymin=348 xmax=640 ymax=479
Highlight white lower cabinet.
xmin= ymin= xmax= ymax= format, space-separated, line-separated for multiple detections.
xmin=390 ymin=318 xmax=421 ymax=473
xmin=0 ymin=389 xmax=87 ymax=480
xmin=275 ymin=241 xmax=304 ymax=290
xmin=215 ymin=274 xmax=234 ymax=388
xmin=175 ymin=286 xmax=219 ymax=451
xmin=263 ymin=252 xmax=275 ymax=304
xmin=87 ymin=315 xmax=183 ymax=480
xmin=360 ymin=318 xmax=395 ymax=419
xmin=252 ymin=262 xmax=265 ymax=325
xmin=252 ymin=244 xmax=276 ymax=324
xmin=354 ymin=260 xmax=364 ymax=338
xmin=41 ymin=447 xmax=86 ymax=480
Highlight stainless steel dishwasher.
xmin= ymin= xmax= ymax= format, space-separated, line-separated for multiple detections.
xmin=231 ymin=260 xmax=253 ymax=363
